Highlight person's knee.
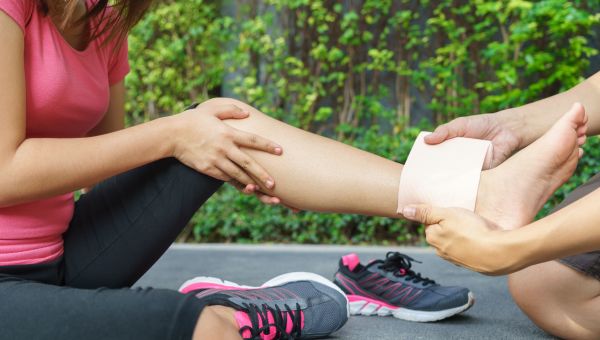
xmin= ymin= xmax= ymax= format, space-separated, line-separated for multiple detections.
xmin=507 ymin=269 xmax=540 ymax=314
xmin=509 ymin=263 xmax=600 ymax=339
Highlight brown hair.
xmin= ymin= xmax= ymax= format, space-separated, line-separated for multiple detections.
xmin=38 ymin=0 xmax=154 ymax=45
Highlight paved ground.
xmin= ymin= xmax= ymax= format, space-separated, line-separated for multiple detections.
xmin=135 ymin=244 xmax=554 ymax=340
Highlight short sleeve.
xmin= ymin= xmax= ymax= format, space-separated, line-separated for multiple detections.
xmin=0 ymin=0 xmax=33 ymax=32
xmin=107 ymin=38 xmax=130 ymax=85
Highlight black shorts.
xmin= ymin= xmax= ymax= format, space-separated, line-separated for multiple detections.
xmin=0 ymin=158 xmax=222 ymax=339
xmin=554 ymin=172 xmax=600 ymax=281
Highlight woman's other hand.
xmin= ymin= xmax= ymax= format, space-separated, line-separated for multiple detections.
xmin=229 ymin=181 xmax=301 ymax=212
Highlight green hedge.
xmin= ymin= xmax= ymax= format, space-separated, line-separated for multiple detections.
xmin=127 ymin=0 xmax=600 ymax=244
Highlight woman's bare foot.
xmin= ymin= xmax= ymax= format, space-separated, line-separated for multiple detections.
xmin=476 ymin=103 xmax=588 ymax=230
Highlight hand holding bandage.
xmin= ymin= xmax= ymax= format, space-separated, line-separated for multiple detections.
xmin=401 ymin=204 xmax=517 ymax=276
xmin=397 ymin=132 xmax=493 ymax=214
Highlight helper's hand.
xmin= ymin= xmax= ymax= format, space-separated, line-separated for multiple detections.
xmin=173 ymin=102 xmax=282 ymax=188
xmin=402 ymin=205 xmax=520 ymax=276
xmin=424 ymin=113 xmax=522 ymax=169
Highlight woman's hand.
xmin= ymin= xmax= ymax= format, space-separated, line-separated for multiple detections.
xmin=228 ymin=180 xmax=280 ymax=205
xmin=229 ymin=180 xmax=302 ymax=212
xmin=172 ymin=102 xmax=282 ymax=189
xmin=402 ymin=205 xmax=522 ymax=275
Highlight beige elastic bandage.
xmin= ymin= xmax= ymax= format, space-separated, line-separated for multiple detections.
xmin=397 ymin=132 xmax=493 ymax=213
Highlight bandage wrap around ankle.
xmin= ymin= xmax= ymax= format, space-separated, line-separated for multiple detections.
xmin=397 ymin=132 xmax=493 ymax=213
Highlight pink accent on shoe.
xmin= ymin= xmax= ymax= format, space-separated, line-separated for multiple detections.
xmin=347 ymin=295 xmax=399 ymax=310
xmin=342 ymin=253 xmax=360 ymax=271
xmin=180 ymin=282 xmax=250 ymax=294
xmin=234 ymin=309 xmax=305 ymax=340
xmin=235 ymin=312 xmax=255 ymax=339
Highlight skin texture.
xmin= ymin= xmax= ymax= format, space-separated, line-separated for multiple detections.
xmin=0 ymin=11 xmax=283 ymax=207
xmin=193 ymin=306 xmax=242 ymax=340
xmin=402 ymin=104 xmax=589 ymax=274
xmin=416 ymin=73 xmax=600 ymax=339
xmin=208 ymin=98 xmax=583 ymax=227
xmin=474 ymin=103 xmax=587 ymax=230
xmin=47 ymin=0 xmax=89 ymax=51
xmin=404 ymin=181 xmax=600 ymax=339
xmin=1 ymin=4 xmax=253 ymax=338
xmin=9 ymin=1 xmax=595 ymax=338
xmin=425 ymin=71 xmax=600 ymax=167
xmin=217 ymin=97 xmax=404 ymax=217
xmin=401 ymin=184 xmax=600 ymax=276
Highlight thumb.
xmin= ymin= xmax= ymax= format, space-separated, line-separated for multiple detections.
xmin=213 ymin=104 xmax=249 ymax=120
xmin=424 ymin=127 xmax=448 ymax=145
xmin=401 ymin=204 xmax=446 ymax=225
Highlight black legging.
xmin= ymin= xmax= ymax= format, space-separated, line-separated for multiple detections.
xmin=0 ymin=158 xmax=222 ymax=340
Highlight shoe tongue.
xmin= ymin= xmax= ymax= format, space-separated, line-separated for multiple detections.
xmin=235 ymin=309 xmax=305 ymax=340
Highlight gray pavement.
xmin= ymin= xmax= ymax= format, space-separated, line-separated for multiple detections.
xmin=135 ymin=244 xmax=554 ymax=340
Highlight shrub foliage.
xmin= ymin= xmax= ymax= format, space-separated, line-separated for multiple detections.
xmin=127 ymin=0 xmax=600 ymax=244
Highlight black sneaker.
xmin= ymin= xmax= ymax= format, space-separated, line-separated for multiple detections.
xmin=180 ymin=272 xmax=349 ymax=339
xmin=333 ymin=252 xmax=474 ymax=322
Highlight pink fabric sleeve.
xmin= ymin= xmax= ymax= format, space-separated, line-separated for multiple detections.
xmin=107 ymin=38 xmax=130 ymax=85
xmin=0 ymin=0 xmax=32 ymax=32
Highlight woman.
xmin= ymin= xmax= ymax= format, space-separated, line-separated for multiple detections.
xmin=0 ymin=0 xmax=587 ymax=339
xmin=406 ymin=72 xmax=600 ymax=339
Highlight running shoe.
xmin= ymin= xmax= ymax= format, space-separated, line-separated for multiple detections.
xmin=179 ymin=272 xmax=349 ymax=339
xmin=333 ymin=252 xmax=474 ymax=322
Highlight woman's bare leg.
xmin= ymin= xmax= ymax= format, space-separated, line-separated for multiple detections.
xmin=193 ymin=306 xmax=241 ymax=340
xmin=211 ymin=98 xmax=585 ymax=226
xmin=215 ymin=99 xmax=403 ymax=218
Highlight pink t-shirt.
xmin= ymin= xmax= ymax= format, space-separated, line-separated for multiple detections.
xmin=0 ymin=0 xmax=130 ymax=265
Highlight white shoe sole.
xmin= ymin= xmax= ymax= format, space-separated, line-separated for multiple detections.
xmin=349 ymin=291 xmax=475 ymax=322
